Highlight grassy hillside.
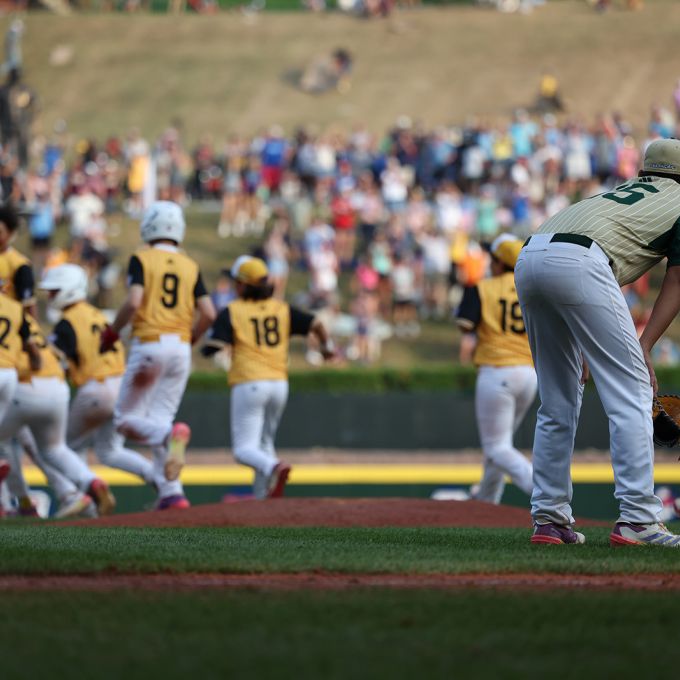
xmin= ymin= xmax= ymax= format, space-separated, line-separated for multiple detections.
xmin=12 ymin=0 xmax=680 ymax=144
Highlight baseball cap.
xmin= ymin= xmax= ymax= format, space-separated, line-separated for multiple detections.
xmin=642 ymin=138 xmax=680 ymax=176
xmin=230 ymin=256 xmax=269 ymax=285
xmin=490 ymin=235 xmax=523 ymax=270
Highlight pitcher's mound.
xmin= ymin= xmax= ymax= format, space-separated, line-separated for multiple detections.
xmin=67 ymin=498 xmax=604 ymax=529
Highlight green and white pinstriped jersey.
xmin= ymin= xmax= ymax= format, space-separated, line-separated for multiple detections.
xmin=537 ymin=176 xmax=680 ymax=285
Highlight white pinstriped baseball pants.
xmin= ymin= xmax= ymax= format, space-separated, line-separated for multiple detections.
xmin=515 ymin=233 xmax=661 ymax=526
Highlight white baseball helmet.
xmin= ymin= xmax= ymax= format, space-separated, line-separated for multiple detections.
xmin=39 ymin=264 xmax=88 ymax=309
xmin=643 ymin=138 xmax=680 ymax=176
xmin=140 ymin=201 xmax=186 ymax=244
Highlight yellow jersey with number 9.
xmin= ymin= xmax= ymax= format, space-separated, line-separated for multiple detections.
xmin=62 ymin=301 xmax=126 ymax=387
xmin=474 ymin=272 xmax=533 ymax=367
xmin=228 ymin=298 xmax=291 ymax=386
xmin=0 ymin=292 xmax=26 ymax=369
xmin=131 ymin=247 xmax=201 ymax=343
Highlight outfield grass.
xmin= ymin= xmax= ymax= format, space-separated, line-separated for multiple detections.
xmin=2 ymin=589 xmax=680 ymax=679
xmin=2 ymin=526 xmax=680 ymax=574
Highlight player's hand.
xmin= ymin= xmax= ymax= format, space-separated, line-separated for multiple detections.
xmin=641 ymin=345 xmax=658 ymax=395
xmin=580 ymin=356 xmax=590 ymax=385
xmin=320 ymin=339 xmax=337 ymax=362
xmin=99 ymin=325 xmax=120 ymax=354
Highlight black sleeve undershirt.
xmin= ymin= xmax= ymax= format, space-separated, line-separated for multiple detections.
xmin=456 ymin=286 xmax=482 ymax=329
xmin=51 ymin=319 xmax=79 ymax=364
xmin=289 ymin=306 xmax=315 ymax=336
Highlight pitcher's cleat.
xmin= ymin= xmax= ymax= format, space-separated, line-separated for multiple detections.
xmin=88 ymin=478 xmax=116 ymax=516
xmin=156 ymin=494 xmax=191 ymax=511
xmin=55 ymin=493 xmax=95 ymax=519
xmin=610 ymin=522 xmax=680 ymax=547
xmin=267 ymin=462 xmax=291 ymax=499
xmin=531 ymin=523 xmax=586 ymax=545
xmin=165 ymin=422 xmax=191 ymax=481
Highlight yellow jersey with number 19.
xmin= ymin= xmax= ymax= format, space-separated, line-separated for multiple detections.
xmin=131 ymin=246 xmax=202 ymax=343
xmin=473 ymin=271 xmax=533 ymax=367
xmin=228 ymin=298 xmax=291 ymax=386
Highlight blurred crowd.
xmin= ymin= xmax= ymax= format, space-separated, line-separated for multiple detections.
xmin=4 ymin=89 xmax=680 ymax=364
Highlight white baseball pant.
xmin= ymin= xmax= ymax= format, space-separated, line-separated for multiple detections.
xmin=515 ymin=233 xmax=662 ymax=526
xmin=474 ymin=364 xmax=537 ymax=504
xmin=230 ymin=380 xmax=288 ymax=499
xmin=69 ymin=375 xmax=155 ymax=484
xmin=0 ymin=377 xmax=97 ymax=492
xmin=114 ymin=335 xmax=191 ymax=499
xmin=2 ymin=427 xmax=81 ymax=502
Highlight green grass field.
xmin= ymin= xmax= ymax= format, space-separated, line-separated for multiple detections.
xmin=2 ymin=525 xmax=680 ymax=574
xmin=2 ymin=524 xmax=680 ymax=679
xmin=3 ymin=589 xmax=680 ymax=680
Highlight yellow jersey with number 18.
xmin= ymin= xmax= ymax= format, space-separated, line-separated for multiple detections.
xmin=473 ymin=271 xmax=533 ymax=367
xmin=131 ymin=246 xmax=201 ymax=343
xmin=228 ymin=298 xmax=291 ymax=386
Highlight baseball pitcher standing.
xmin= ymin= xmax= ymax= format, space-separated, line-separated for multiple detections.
xmin=457 ymin=235 xmax=536 ymax=504
xmin=515 ymin=138 xmax=680 ymax=547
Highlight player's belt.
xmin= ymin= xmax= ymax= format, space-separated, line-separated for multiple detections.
xmin=523 ymin=233 xmax=594 ymax=249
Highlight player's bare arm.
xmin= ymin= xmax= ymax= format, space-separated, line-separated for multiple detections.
xmin=191 ymin=295 xmax=217 ymax=346
xmin=309 ymin=318 xmax=336 ymax=360
xmin=100 ymin=284 xmax=144 ymax=352
xmin=639 ymin=265 xmax=680 ymax=394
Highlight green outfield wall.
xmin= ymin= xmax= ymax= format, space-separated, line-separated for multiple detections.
xmin=176 ymin=390 xmax=611 ymax=449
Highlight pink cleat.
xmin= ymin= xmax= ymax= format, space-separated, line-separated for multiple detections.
xmin=165 ymin=422 xmax=191 ymax=481
xmin=156 ymin=494 xmax=191 ymax=511
xmin=267 ymin=462 xmax=292 ymax=499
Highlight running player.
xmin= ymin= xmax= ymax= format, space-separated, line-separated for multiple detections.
xmin=100 ymin=200 xmax=216 ymax=510
xmin=201 ymin=256 xmax=335 ymax=499
xmin=457 ymin=235 xmax=536 ymax=503
xmin=516 ymin=138 xmax=680 ymax=547
xmin=0 ymin=314 xmax=116 ymax=515
xmin=38 ymin=264 xmax=159 ymax=496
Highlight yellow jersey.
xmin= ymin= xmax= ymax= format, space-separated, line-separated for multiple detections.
xmin=54 ymin=301 xmax=126 ymax=387
xmin=204 ymin=298 xmax=314 ymax=386
xmin=0 ymin=292 xmax=29 ymax=370
xmin=17 ymin=315 xmax=64 ymax=382
xmin=128 ymin=245 xmax=207 ymax=343
xmin=0 ymin=247 xmax=35 ymax=307
xmin=457 ymin=272 xmax=533 ymax=367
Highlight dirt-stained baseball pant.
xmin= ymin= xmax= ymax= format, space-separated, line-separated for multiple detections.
xmin=515 ymin=234 xmax=661 ymax=526
xmin=69 ymin=375 xmax=155 ymax=484
xmin=231 ymin=379 xmax=288 ymax=499
xmin=114 ymin=335 xmax=191 ymax=499
xmin=474 ymin=364 xmax=537 ymax=503
xmin=0 ymin=377 xmax=97 ymax=492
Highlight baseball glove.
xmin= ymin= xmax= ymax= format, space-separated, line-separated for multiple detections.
xmin=652 ymin=395 xmax=680 ymax=448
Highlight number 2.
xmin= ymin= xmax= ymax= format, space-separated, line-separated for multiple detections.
xmin=0 ymin=317 xmax=10 ymax=349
